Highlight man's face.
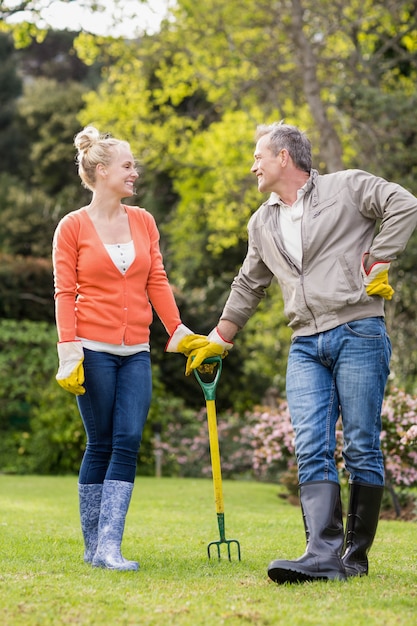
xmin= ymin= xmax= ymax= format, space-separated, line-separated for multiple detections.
xmin=251 ymin=134 xmax=281 ymax=194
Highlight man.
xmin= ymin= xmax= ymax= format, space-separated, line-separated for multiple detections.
xmin=189 ymin=122 xmax=417 ymax=584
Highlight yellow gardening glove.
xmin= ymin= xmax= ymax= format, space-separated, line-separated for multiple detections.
xmin=165 ymin=324 xmax=211 ymax=375
xmin=178 ymin=335 xmax=212 ymax=376
xmin=361 ymin=253 xmax=394 ymax=300
xmin=185 ymin=342 xmax=227 ymax=376
xmin=56 ymin=341 xmax=85 ymax=395
xmin=177 ymin=335 xmax=210 ymax=355
xmin=185 ymin=327 xmax=233 ymax=376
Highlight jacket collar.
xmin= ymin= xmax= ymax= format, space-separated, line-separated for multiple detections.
xmin=308 ymin=169 xmax=320 ymax=207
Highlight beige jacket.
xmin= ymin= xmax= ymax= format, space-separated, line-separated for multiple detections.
xmin=220 ymin=169 xmax=417 ymax=337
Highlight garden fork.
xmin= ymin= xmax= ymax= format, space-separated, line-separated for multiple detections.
xmin=194 ymin=356 xmax=241 ymax=561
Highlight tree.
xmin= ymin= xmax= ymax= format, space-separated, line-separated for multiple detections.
xmin=17 ymin=28 xmax=95 ymax=82
xmin=0 ymin=0 xmax=103 ymax=42
xmin=0 ymin=33 xmax=26 ymax=174
xmin=18 ymin=77 xmax=89 ymax=195
xmin=0 ymin=76 xmax=91 ymax=261
xmin=0 ymin=30 xmax=94 ymax=322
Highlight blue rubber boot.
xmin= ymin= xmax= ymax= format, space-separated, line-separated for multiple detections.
xmin=78 ymin=483 xmax=103 ymax=563
xmin=92 ymin=480 xmax=139 ymax=571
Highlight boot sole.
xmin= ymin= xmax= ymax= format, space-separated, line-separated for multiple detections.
xmin=268 ymin=566 xmax=346 ymax=584
xmin=92 ymin=561 xmax=139 ymax=571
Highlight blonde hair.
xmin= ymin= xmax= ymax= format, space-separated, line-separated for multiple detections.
xmin=74 ymin=126 xmax=131 ymax=191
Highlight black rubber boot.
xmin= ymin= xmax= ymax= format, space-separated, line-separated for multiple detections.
xmin=342 ymin=482 xmax=384 ymax=577
xmin=267 ymin=481 xmax=346 ymax=584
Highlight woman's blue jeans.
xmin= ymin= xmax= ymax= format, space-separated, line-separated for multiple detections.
xmin=286 ymin=317 xmax=391 ymax=486
xmin=76 ymin=349 xmax=152 ymax=485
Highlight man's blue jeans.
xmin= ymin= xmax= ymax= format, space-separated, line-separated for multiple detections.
xmin=286 ymin=317 xmax=391 ymax=486
xmin=77 ymin=349 xmax=152 ymax=485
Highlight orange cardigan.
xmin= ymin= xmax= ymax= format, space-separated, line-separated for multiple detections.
xmin=53 ymin=206 xmax=182 ymax=344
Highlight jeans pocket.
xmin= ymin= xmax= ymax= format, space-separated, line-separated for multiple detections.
xmin=344 ymin=317 xmax=385 ymax=339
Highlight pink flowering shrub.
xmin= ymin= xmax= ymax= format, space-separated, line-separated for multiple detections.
xmin=154 ymin=407 xmax=255 ymax=479
xmin=380 ymin=387 xmax=417 ymax=487
xmin=248 ymin=401 xmax=297 ymax=481
xmin=401 ymin=425 xmax=417 ymax=446
xmin=156 ymin=388 xmax=417 ymax=491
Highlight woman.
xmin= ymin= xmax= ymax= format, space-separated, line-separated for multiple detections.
xmin=53 ymin=126 xmax=205 ymax=570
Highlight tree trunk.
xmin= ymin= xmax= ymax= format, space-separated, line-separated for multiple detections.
xmin=290 ymin=0 xmax=344 ymax=172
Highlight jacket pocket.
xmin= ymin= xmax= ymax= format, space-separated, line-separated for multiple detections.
xmin=312 ymin=197 xmax=337 ymax=218
xmin=337 ymin=254 xmax=362 ymax=292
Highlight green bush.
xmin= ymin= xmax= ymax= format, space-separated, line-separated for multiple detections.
xmin=0 ymin=319 xmax=190 ymax=475
xmin=0 ymin=319 xmax=56 ymax=472
xmin=0 ymin=253 xmax=54 ymax=323
xmin=0 ymin=319 xmax=57 ymax=429
xmin=20 ymin=381 xmax=86 ymax=474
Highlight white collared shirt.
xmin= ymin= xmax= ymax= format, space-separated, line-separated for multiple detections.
xmin=270 ymin=188 xmax=306 ymax=267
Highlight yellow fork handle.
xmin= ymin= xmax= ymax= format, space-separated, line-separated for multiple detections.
xmin=206 ymin=399 xmax=224 ymax=515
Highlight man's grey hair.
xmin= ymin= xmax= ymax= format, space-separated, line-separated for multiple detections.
xmin=255 ymin=121 xmax=312 ymax=173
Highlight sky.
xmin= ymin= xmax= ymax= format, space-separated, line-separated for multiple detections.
xmin=6 ymin=0 xmax=176 ymax=38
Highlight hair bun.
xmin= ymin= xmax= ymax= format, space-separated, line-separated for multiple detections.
xmin=74 ymin=126 xmax=100 ymax=153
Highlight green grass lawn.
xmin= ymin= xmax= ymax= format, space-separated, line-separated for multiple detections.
xmin=0 ymin=475 xmax=416 ymax=625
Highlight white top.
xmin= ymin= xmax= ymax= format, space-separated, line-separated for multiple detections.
xmin=104 ymin=240 xmax=135 ymax=274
